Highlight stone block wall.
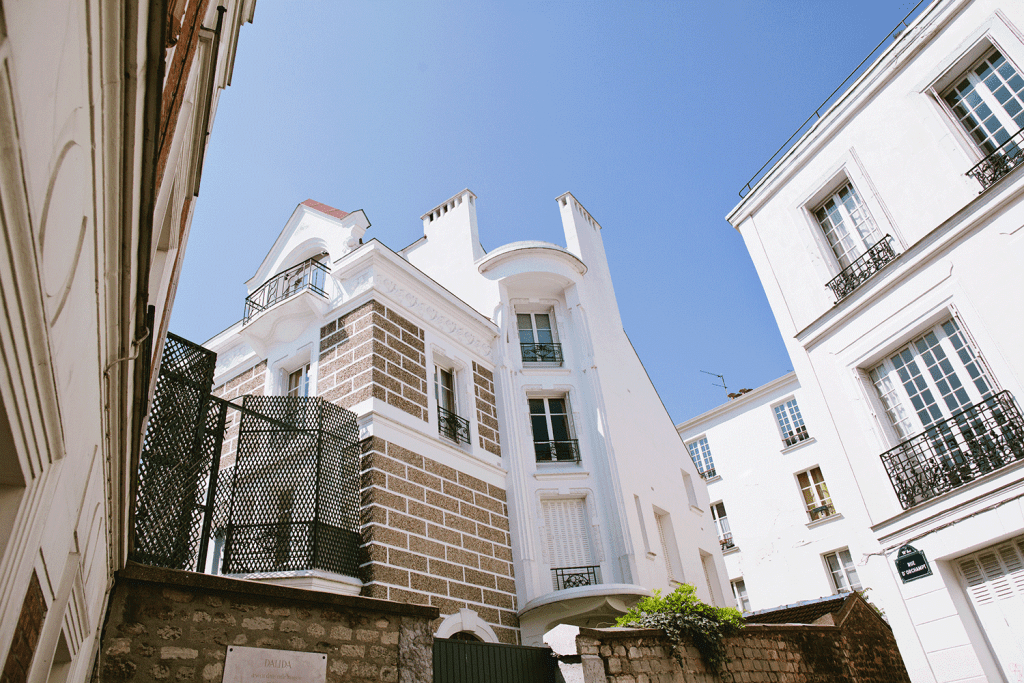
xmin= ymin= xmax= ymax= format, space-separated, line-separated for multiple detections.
xmin=211 ymin=360 xmax=267 ymax=468
xmin=318 ymin=300 xmax=428 ymax=421
xmin=472 ymin=362 xmax=500 ymax=456
xmin=359 ymin=436 xmax=518 ymax=643
xmin=98 ymin=563 xmax=436 ymax=683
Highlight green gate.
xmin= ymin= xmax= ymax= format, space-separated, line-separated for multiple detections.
xmin=432 ymin=639 xmax=558 ymax=683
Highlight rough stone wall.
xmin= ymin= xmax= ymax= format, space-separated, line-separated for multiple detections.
xmin=211 ymin=360 xmax=267 ymax=468
xmin=835 ymin=596 xmax=912 ymax=682
xmin=97 ymin=563 xmax=436 ymax=683
xmin=472 ymin=362 xmax=500 ymax=456
xmin=0 ymin=572 xmax=46 ymax=683
xmin=318 ymin=301 xmax=428 ymax=421
xmin=359 ymin=436 xmax=518 ymax=643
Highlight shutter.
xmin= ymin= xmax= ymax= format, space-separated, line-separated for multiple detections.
xmin=957 ymin=538 xmax=1024 ymax=679
xmin=542 ymin=500 xmax=591 ymax=569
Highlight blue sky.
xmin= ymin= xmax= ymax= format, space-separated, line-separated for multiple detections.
xmin=171 ymin=0 xmax=927 ymax=422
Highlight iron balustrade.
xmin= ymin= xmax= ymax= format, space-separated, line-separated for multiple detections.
xmin=534 ymin=439 xmax=580 ymax=463
xmin=438 ymin=406 xmax=471 ymax=444
xmin=719 ymin=533 xmax=735 ymax=551
xmin=826 ymin=236 xmax=898 ymax=303
xmin=782 ymin=425 xmax=810 ymax=448
xmin=881 ymin=391 xmax=1024 ymax=510
xmin=700 ymin=467 xmax=717 ymax=480
xmin=243 ymin=256 xmax=329 ymax=324
xmin=808 ymin=503 xmax=836 ymax=522
xmin=552 ymin=565 xmax=600 ymax=591
xmin=967 ymin=128 xmax=1024 ymax=190
xmin=521 ymin=343 xmax=563 ymax=364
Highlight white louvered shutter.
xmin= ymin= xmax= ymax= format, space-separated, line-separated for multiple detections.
xmin=543 ymin=499 xmax=592 ymax=569
xmin=656 ymin=513 xmax=675 ymax=582
xmin=957 ymin=538 xmax=1024 ymax=680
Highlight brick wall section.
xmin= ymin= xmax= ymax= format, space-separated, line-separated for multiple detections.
xmin=472 ymin=362 xmax=500 ymax=456
xmin=319 ymin=301 xmax=428 ymax=422
xmin=211 ymin=360 xmax=267 ymax=468
xmin=0 ymin=571 xmax=46 ymax=683
xmin=99 ymin=562 xmax=436 ymax=683
xmin=359 ymin=436 xmax=519 ymax=643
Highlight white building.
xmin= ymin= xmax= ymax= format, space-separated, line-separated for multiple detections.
xmin=706 ymin=0 xmax=1024 ymax=680
xmin=0 ymin=1 xmax=254 ymax=681
xmin=203 ymin=190 xmax=732 ymax=646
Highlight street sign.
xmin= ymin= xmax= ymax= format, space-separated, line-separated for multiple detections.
xmin=896 ymin=544 xmax=933 ymax=583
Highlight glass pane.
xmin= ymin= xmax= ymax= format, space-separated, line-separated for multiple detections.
xmin=531 ymin=414 xmax=550 ymax=442
xmin=529 ymin=398 xmax=546 ymax=415
xmin=517 ymin=314 xmax=533 ymax=331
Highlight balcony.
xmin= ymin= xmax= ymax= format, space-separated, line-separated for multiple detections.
xmin=521 ymin=342 xmax=563 ymax=364
xmin=880 ymin=391 xmax=1024 ymax=510
xmin=782 ymin=425 xmax=810 ymax=448
xmin=967 ymin=128 xmax=1024 ymax=190
xmin=243 ymin=256 xmax=329 ymax=324
xmin=438 ymin=406 xmax=470 ymax=445
xmin=807 ymin=502 xmax=836 ymax=522
xmin=826 ymin=236 xmax=897 ymax=303
xmin=719 ymin=532 xmax=735 ymax=551
xmin=534 ymin=439 xmax=580 ymax=463
xmin=552 ymin=565 xmax=601 ymax=591
xmin=700 ymin=468 xmax=717 ymax=480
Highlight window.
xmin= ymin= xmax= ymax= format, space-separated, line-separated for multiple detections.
xmin=797 ymin=467 xmax=835 ymax=521
xmin=680 ymin=470 xmax=698 ymax=509
xmin=824 ymin=548 xmax=862 ymax=594
xmin=655 ymin=510 xmax=683 ymax=583
xmin=814 ymin=182 xmax=885 ymax=270
xmin=869 ymin=318 xmax=995 ymax=441
xmin=517 ymin=311 xmax=562 ymax=364
xmin=687 ymin=437 xmax=716 ymax=479
xmin=286 ymin=364 xmax=311 ymax=398
xmin=731 ymin=579 xmax=751 ymax=613
xmin=543 ymin=499 xmax=598 ymax=590
xmin=435 ymin=365 xmax=469 ymax=444
xmin=774 ymin=398 xmax=809 ymax=447
xmin=943 ymin=49 xmax=1024 ymax=159
xmin=711 ymin=502 xmax=734 ymax=550
xmin=530 ymin=397 xmax=578 ymax=462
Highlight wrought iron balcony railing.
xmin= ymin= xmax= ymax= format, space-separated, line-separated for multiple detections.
xmin=807 ymin=502 xmax=836 ymax=522
xmin=243 ymin=256 xmax=329 ymax=324
xmin=521 ymin=342 xmax=563 ymax=364
xmin=782 ymin=425 xmax=810 ymax=448
xmin=700 ymin=467 xmax=717 ymax=480
xmin=967 ymin=128 xmax=1024 ymax=190
xmin=552 ymin=565 xmax=600 ymax=591
xmin=881 ymin=391 xmax=1024 ymax=510
xmin=719 ymin=533 xmax=735 ymax=551
xmin=534 ymin=439 xmax=580 ymax=463
xmin=438 ymin=406 xmax=471 ymax=444
xmin=826 ymin=236 xmax=897 ymax=303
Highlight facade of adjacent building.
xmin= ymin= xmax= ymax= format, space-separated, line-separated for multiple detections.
xmin=203 ymin=190 xmax=732 ymax=647
xmin=705 ymin=0 xmax=1024 ymax=681
xmin=0 ymin=1 xmax=255 ymax=681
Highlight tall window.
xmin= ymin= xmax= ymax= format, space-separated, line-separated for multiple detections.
xmin=774 ymin=398 xmax=809 ymax=447
xmin=797 ymin=467 xmax=835 ymax=521
xmin=435 ymin=366 xmax=456 ymax=413
xmin=543 ymin=499 xmax=596 ymax=590
xmin=687 ymin=437 xmax=716 ymax=479
xmin=711 ymin=502 xmax=734 ymax=550
xmin=814 ymin=182 xmax=884 ymax=269
xmin=655 ymin=511 xmax=682 ymax=583
xmin=286 ymin=364 xmax=310 ymax=398
xmin=530 ymin=397 xmax=578 ymax=462
xmin=731 ymin=579 xmax=751 ymax=612
xmin=868 ymin=319 xmax=994 ymax=440
xmin=435 ymin=365 xmax=469 ymax=444
xmin=824 ymin=548 xmax=862 ymax=594
xmin=944 ymin=49 xmax=1024 ymax=157
xmin=518 ymin=311 xmax=561 ymax=364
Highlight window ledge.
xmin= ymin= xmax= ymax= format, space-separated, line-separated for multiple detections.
xmin=534 ymin=469 xmax=590 ymax=481
xmin=806 ymin=512 xmax=844 ymax=529
xmin=521 ymin=365 xmax=571 ymax=375
xmin=781 ymin=437 xmax=816 ymax=455
xmin=702 ymin=474 xmax=722 ymax=484
xmin=646 ymin=551 xmax=658 ymax=561
xmin=689 ymin=505 xmax=704 ymax=515
xmin=722 ymin=545 xmax=741 ymax=556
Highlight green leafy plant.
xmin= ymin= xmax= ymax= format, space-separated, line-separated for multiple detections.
xmin=615 ymin=584 xmax=745 ymax=672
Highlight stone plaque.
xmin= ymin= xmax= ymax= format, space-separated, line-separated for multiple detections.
xmin=895 ymin=544 xmax=933 ymax=584
xmin=223 ymin=646 xmax=327 ymax=683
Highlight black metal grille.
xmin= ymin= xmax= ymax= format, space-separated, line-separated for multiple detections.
xmin=967 ymin=128 xmax=1024 ymax=190
xmin=534 ymin=440 xmax=580 ymax=463
xmin=243 ymin=256 xmax=329 ymax=324
xmin=700 ymin=468 xmax=717 ymax=480
xmin=131 ymin=334 xmax=226 ymax=571
xmin=826 ymin=236 xmax=897 ymax=303
xmin=782 ymin=425 xmax=810 ymax=448
xmin=222 ymin=395 xmax=362 ymax=576
xmin=719 ymin=533 xmax=735 ymax=551
xmin=881 ymin=391 xmax=1024 ymax=510
xmin=433 ymin=639 xmax=558 ymax=683
xmin=807 ymin=503 xmax=836 ymax=522
xmin=438 ymin=406 xmax=470 ymax=444
xmin=552 ymin=565 xmax=600 ymax=590
xmin=521 ymin=343 xmax=563 ymax=364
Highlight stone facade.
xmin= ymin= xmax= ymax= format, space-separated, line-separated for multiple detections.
xmin=318 ymin=300 xmax=428 ymax=422
xmin=98 ymin=563 xmax=436 ymax=683
xmin=472 ymin=362 xmax=500 ymax=456
xmin=359 ymin=436 xmax=518 ymax=643
xmin=211 ymin=360 xmax=267 ymax=468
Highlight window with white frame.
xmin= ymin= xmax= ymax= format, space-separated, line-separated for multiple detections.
xmin=711 ymin=502 xmax=734 ymax=550
xmin=687 ymin=437 xmax=716 ymax=479
xmin=797 ymin=466 xmax=835 ymax=521
xmin=731 ymin=579 xmax=751 ymax=612
xmin=435 ymin=365 xmax=469 ymax=444
xmin=529 ymin=397 xmax=578 ymax=462
xmin=517 ymin=311 xmax=562 ymax=364
xmin=868 ymin=318 xmax=995 ymax=441
xmin=824 ymin=548 xmax=862 ymax=594
xmin=774 ymin=398 xmax=809 ymax=447
xmin=943 ymin=48 xmax=1024 ymax=158
xmin=286 ymin=364 xmax=311 ymax=398
xmin=813 ymin=182 xmax=886 ymax=269
xmin=543 ymin=498 xmax=599 ymax=590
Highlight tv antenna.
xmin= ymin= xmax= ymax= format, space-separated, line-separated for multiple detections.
xmin=700 ymin=370 xmax=727 ymax=392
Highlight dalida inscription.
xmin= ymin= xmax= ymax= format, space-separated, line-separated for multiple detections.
xmin=223 ymin=646 xmax=327 ymax=683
